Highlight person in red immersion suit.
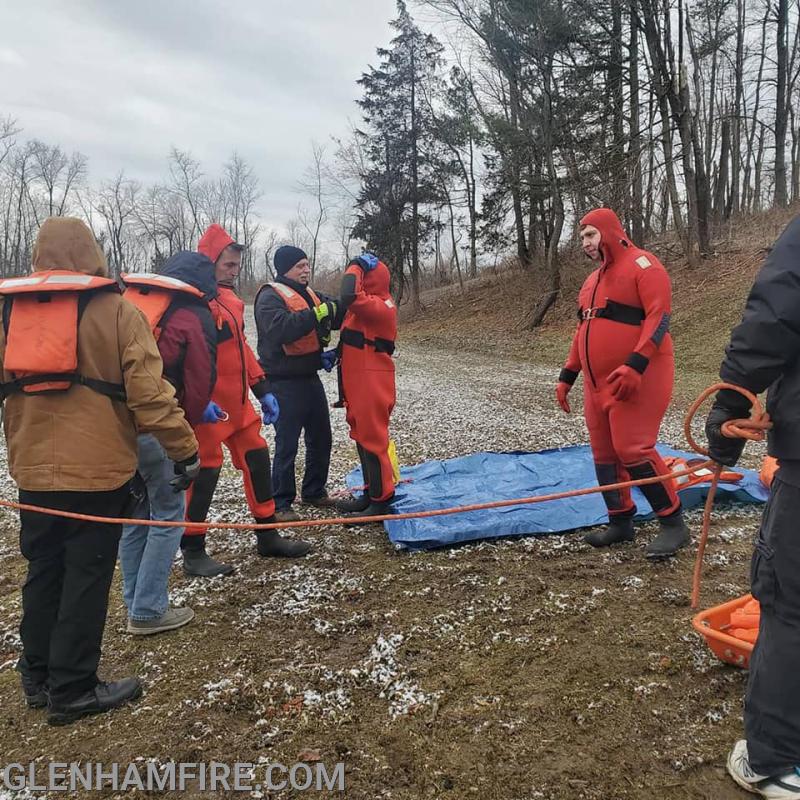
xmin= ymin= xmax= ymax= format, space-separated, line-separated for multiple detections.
xmin=180 ymin=224 xmax=312 ymax=576
xmin=334 ymin=253 xmax=398 ymax=519
xmin=555 ymin=207 xmax=690 ymax=558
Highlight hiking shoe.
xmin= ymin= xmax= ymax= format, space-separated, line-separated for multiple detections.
xmin=645 ymin=511 xmax=690 ymax=559
xmin=127 ymin=606 xmax=195 ymax=635
xmin=584 ymin=516 xmax=635 ymax=548
xmin=727 ymin=739 xmax=800 ymax=797
xmin=47 ymin=678 xmax=142 ymax=726
xmin=182 ymin=547 xmax=233 ymax=577
xmin=21 ymin=675 xmax=48 ymax=709
xmin=301 ymin=494 xmax=336 ymax=508
xmin=273 ymin=508 xmax=302 ymax=523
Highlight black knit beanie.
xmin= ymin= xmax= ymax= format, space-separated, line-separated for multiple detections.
xmin=274 ymin=245 xmax=308 ymax=276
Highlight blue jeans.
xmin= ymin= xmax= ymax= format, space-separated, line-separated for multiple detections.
xmin=119 ymin=434 xmax=185 ymax=621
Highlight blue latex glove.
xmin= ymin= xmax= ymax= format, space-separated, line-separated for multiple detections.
xmin=354 ymin=252 xmax=379 ymax=271
xmin=201 ymin=401 xmax=226 ymax=424
xmin=321 ymin=349 xmax=338 ymax=372
xmin=259 ymin=393 xmax=280 ymax=425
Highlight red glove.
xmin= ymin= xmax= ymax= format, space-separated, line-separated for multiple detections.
xmin=556 ymin=382 xmax=572 ymax=413
xmin=607 ymin=366 xmax=642 ymax=401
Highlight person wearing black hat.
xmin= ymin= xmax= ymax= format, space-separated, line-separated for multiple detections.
xmin=253 ymin=246 xmax=342 ymax=522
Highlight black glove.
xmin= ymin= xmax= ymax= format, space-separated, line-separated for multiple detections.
xmin=170 ymin=453 xmax=201 ymax=492
xmin=705 ymin=391 xmax=751 ymax=467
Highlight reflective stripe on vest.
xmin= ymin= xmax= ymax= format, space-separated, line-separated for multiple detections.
xmin=266 ymin=282 xmax=322 ymax=356
xmin=0 ymin=270 xmax=124 ymax=400
xmin=121 ymin=273 xmax=206 ymax=340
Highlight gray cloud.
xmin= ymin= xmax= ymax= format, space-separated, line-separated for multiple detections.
xmin=0 ymin=0 xmax=399 ymax=229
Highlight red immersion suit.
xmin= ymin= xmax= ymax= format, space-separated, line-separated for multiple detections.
xmin=185 ymin=230 xmax=275 ymax=535
xmin=560 ymin=208 xmax=679 ymax=518
xmin=340 ymin=261 xmax=397 ymax=502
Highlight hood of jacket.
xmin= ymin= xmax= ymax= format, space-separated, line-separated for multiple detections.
xmin=160 ymin=250 xmax=218 ymax=301
xmin=363 ymin=261 xmax=391 ymax=299
xmin=32 ymin=217 xmax=108 ymax=277
xmin=198 ymin=223 xmax=237 ymax=264
xmin=579 ymin=208 xmax=632 ymax=268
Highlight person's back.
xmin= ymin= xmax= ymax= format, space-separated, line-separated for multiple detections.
xmin=0 ymin=217 xmax=198 ymax=726
xmin=119 ymin=250 xmax=219 ymax=635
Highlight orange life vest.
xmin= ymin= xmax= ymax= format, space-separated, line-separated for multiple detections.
xmin=263 ymin=282 xmax=323 ymax=356
xmin=663 ymin=456 xmax=743 ymax=490
xmin=0 ymin=270 xmax=125 ymax=399
xmin=121 ymin=273 xmax=207 ymax=340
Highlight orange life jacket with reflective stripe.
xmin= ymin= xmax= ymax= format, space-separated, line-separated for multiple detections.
xmin=0 ymin=270 xmax=125 ymax=399
xmin=263 ymin=282 xmax=322 ymax=356
xmin=121 ymin=273 xmax=207 ymax=341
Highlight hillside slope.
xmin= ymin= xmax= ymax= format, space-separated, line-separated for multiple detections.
xmin=401 ymin=207 xmax=798 ymax=402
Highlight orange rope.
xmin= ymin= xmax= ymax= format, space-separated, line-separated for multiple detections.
xmin=0 ymin=463 xmax=710 ymax=529
xmin=683 ymin=383 xmax=770 ymax=608
xmin=0 ymin=382 xmax=769 ymax=608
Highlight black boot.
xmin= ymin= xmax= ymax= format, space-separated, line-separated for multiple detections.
xmin=645 ymin=509 xmax=691 ymax=559
xmin=335 ymin=493 xmax=370 ymax=513
xmin=181 ymin=534 xmax=233 ymax=577
xmin=255 ymin=517 xmax=312 ymax=558
xmin=21 ymin=674 xmax=48 ymax=709
xmin=343 ymin=449 xmax=395 ymax=524
xmin=584 ymin=514 xmax=635 ymax=548
xmin=47 ymin=677 xmax=142 ymax=726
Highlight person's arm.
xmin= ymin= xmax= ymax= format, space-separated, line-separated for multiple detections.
xmin=340 ymin=265 xmax=392 ymax=326
xmin=559 ymin=324 xmax=582 ymax=384
xmin=254 ymin=289 xmax=317 ymax=346
xmin=118 ymin=302 xmax=198 ymax=462
xmin=172 ymin=307 xmax=217 ymax=426
xmin=624 ymin=258 xmax=672 ymax=375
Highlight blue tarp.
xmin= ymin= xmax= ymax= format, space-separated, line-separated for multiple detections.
xmin=346 ymin=444 xmax=769 ymax=551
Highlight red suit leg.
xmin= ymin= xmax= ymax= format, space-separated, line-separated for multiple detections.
xmin=224 ymin=405 xmax=276 ymax=520
xmin=584 ymin=384 xmax=635 ymax=516
xmin=607 ymin=354 xmax=680 ymax=517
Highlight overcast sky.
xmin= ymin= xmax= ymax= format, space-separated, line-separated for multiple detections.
xmin=0 ymin=0 xmax=403 ymax=234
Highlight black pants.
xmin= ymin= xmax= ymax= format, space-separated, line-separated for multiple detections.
xmin=17 ymin=483 xmax=130 ymax=702
xmin=745 ymin=474 xmax=800 ymax=774
xmin=270 ymin=375 xmax=332 ymax=510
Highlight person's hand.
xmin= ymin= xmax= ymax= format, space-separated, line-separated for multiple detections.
xmin=201 ymin=401 xmax=226 ymax=424
xmin=607 ymin=365 xmax=642 ymax=401
xmin=259 ymin=393 xmax=280 ymax=425
xmin=321 ymin=349 xmax=338 ymax=372
xmin=555 ymin=382 xmax=572 ymax=413
xmin=170 ymin=453 xmax=201 ymax=492
xmin=705 ymin=404 xmax=747 ymax=466
xmin=351 ymin=252 xmax=379 ymax=271
xmin=314 ymin=301 xmax=338 ymax=324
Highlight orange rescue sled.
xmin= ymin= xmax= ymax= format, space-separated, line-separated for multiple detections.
xmin=692 ymin=594 xmax=759 ymax=668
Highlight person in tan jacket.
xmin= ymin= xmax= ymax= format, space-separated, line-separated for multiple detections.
xmin=0 ymin=217 xmax=199 ymax=726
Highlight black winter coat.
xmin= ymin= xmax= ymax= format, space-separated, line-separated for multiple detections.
xmin=720 ymin=215 xmax=800 ymax=458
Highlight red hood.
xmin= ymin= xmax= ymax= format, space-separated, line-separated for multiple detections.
xmin=579 ymin=208 xmax=631 ymax=267
xmin=198 ymin=224 xmax=235 ymax=264
xmin=363 ymin=261 xmax=391 ymax=299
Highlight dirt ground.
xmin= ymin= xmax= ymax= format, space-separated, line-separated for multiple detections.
xmin=0 ymin=328 xmax=766 ymax=799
